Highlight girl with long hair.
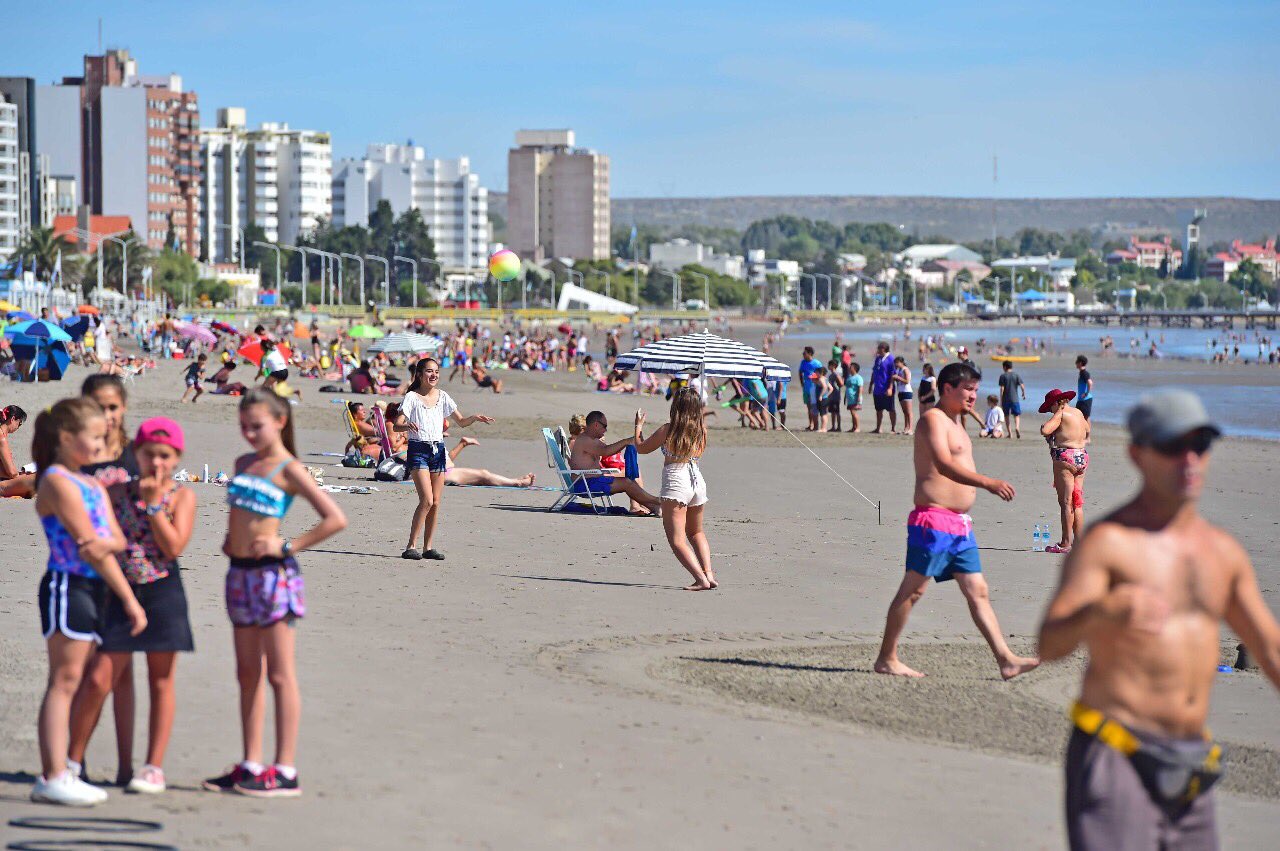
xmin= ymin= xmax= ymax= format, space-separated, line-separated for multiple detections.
xmin=393 ymin=357 xmax=493 ymax=560
xmin=202 ymin=389 xmax=346 ymax=798
xmin=30 ymin=398 xmax=145 ymax=806
xmin=636 ymin=388 xmax=714 ymax=590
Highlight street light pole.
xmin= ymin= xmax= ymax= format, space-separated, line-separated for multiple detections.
xmin=394 ymin=256 xmax=417 ymax=309
xmin=341 ymin=253 xmax=364 ymax=304
xmin=603 ymin=272 xmax=611 ymax=300
xmin=279 ymin=245 xmax=301 ymax=307
xmin=300 ymin=247 xmax=328 ymax=309
xmin=800 ymin=273 xmax=816 ymax=310
xmin=101 ymin=234 xmax=135 ymax=298
xmin=365 ymin=255 xmax=390 ymax=306
xmin=688 ymin=270 xmax=710 ymax=316
xmin=253 ymin=241 xmax=282 ymax=298
xmin=658 ymin=269 xmax=678 ymax=310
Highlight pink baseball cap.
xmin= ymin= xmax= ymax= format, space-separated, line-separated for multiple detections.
xmin=135 ymin=417 xmax=185 ymax=453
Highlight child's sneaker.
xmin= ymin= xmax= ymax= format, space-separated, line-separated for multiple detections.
xmin=201 ymin=763 xmax=249 ymax=792
xmin=234 ymin=765 xmax=301 ymax=798
xmin=126 ymin=764 xmax=165 ymax=794
xmin=30 ymin=770 xmax=108 ymax=806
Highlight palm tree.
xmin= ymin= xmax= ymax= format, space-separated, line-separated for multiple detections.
xmin=14 ymin=226 xmax=75 ymax=280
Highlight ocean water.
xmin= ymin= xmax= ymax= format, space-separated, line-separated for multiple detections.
xmin=779 ymin=325 xmax=1280 ymax=441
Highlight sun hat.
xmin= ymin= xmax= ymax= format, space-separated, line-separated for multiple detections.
xmin=135 ymin=417 xmax=185 ymax=453
xmin=1038 ymin=388 xmax=1077 ymax=413
xmin=1127 ymin=390 xmax=1221 ymax=446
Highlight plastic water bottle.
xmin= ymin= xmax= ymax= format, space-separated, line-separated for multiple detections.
xmin=1032 ymin=524 xmax=1045 ymax=551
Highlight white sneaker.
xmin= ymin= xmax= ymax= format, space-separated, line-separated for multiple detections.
xmin=30 ymin=770 xmax=108 ymax=806
xmin=126 ymin=764 xmax=166 ymax=794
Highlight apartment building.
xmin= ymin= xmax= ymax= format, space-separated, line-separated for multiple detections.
xmin=332 ymin=142 xmax=487 ymax=269
xmin=200 ymin=108 xmax=330 ymax=259
xmin=507 ymin=130 xmax=610 ymax=262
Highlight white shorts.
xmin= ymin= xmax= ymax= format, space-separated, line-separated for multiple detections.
xmin=660 ymin=462 xmax=707 ymax=507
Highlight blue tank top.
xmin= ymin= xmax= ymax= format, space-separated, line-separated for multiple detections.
xmin=41 ymin=465 xmax=113 ymax=579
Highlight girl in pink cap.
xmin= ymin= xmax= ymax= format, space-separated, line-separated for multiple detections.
xmin=67 ymin=417 xmax=196 ymax=796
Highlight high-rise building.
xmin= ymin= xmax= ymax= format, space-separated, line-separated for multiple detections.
xmin=332 ymin=143 xmax=487 ymax=270
xmin=199 ymin=108 xmax=331 ymax=260
xmin=507 ymin=129 xmax=609 ymax=262
xmin=50 ymin=50 xmax=201 ymax=256
xmin=0 ymin=95 xmax=20 ymax=260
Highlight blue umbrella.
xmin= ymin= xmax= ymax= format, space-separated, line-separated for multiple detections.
xmin=4 ymin=318 xmax=73 ymax=343
xmin=6 ymin=310 xmax=36 ymax=321
xmin=60 ymin=315 xmax=95 ymax=341
xmin=9 ymin=335 xmax=71 ymax=381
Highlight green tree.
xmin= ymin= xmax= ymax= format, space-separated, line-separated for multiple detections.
xmin=1228 ymin=259 xmax=1272 ymax=300
xmin=151 ymin=248 xmax=200 ymax=304
xmin=13 ymin=226 xmax=75 ymax=280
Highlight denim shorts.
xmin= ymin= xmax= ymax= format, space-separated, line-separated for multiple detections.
xmin=406 ymin=439 xmax=447 ymax=473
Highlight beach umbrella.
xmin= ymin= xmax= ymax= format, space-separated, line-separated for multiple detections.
xmin=77 ymin=305 xmax=100 ymax=315
xmin=4 ymin=319 xmax=73 ymax=343
xmin=178 ymin=322 xmax=217 ymax=345
xmin=0 ymin=299 xmax=18 ymax=312
xmin=367 ymin=332 xmax=443 ymax=355
xmin=292 ymin=322 xmax=312 ymax=340
xmin=60 ymin=315 xmax=96 ymax=341
xmin=614 ymin=331 xmax=791 ymax=381
xmin=7 ymin=310 xmax=36 ymax=321
xmin=347 ymin=324 xmax=385 ymax=339
xmin=211 ymin=319 xmax=242 ymax=337
xmin=237 ymin=339 xmax=293 ymax=367
xmin=9 ymin=335 xmax=72 ymax=382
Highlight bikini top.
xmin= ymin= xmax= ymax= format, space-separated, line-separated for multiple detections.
xmin=227 ymin=460 xmax=294 ymax=518
xmin=661 ymin=441 xmax=704 ymax=464
xmin=41 ymin=465 xmax=113 ymax=579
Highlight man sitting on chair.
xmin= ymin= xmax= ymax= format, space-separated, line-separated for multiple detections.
xmin=568 ymin=410 xmax=661 ymax=515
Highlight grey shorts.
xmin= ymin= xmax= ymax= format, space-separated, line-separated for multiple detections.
xmin=1065 ymin=727 xmax=1218 ymax=851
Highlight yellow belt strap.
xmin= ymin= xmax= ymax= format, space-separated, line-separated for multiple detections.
xmin=1071 ymin=702 xmax=1141 ymax=756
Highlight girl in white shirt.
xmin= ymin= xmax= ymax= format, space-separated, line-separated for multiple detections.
xmin=393 ymin=357 xmax=493 ymax=560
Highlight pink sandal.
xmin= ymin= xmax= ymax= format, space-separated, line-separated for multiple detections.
xmin=1046 ymin=544 xmax=1071 ymax=554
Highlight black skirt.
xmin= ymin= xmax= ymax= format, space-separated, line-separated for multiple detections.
xmin=99 ymin=569 xmax=195 ymax=653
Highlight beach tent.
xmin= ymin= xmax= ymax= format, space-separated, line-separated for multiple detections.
xmin=613 ymin=331 xmax=790 ymax=381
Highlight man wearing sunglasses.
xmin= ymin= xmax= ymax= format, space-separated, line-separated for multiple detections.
xmin=1038 ymin=390 xmax=1280 ymax=850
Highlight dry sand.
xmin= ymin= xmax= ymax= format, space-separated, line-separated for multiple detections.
xmin=1 ymin=335 xmax=1278 ymax=849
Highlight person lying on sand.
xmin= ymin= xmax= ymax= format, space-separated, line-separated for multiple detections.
xmin=470 ymin=364 xmax=503 ymax=394
xmin=445 ymin=437 xmax=534 ymax=488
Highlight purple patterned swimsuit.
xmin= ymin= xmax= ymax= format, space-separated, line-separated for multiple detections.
xmin=226 ymin=556 xmax=305 ymax=627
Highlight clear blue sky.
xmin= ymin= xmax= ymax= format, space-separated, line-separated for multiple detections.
xmin=12 ymin=1 xmax=1280 ymax=199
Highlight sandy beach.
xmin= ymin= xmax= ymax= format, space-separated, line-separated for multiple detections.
xmin=1 ymin=327 xmax=1277 ymax=849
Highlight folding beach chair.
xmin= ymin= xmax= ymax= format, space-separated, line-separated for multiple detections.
xmin=370 ymin=405 xmax=396 ymax=459
xmin=542 ymin=427 xmax=616 ymax=514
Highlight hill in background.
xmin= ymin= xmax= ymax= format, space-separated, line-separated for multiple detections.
xmin=488 ymin=194 xmax=1280 ymax=245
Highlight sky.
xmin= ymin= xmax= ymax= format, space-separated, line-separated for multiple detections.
xmin=10 ymin=1 xmax=1280 ymax=199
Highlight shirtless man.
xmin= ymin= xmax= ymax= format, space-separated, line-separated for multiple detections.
xmin=568 ymin=410 xmax=661 ymax=515
xmin=470 ymin=363 xmax=503 ymax=394
xmin=874 ymin=362 xmax=1040 ymax=680
xmin=1040 ymin=388 xmax=1091 ymax=554
xmin=1038 ymin=390 xmax=1280 ymax=851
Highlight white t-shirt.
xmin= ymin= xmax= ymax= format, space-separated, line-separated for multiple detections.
xmin=264 ymin=349 xmax=287 ymax=373
xmin=984 ymin=406 xmax=1005 ymax=434
xmin=400 ymin=389 xmax=457 ymax=443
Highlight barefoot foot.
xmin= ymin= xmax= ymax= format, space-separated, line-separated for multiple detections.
xmin=684 ymin=581 xmax=713 ymax=591
xmin=874 ymin=658 xmax=925 ymax=678
xmin=999 ymin=656 xmax=1041 ymax=681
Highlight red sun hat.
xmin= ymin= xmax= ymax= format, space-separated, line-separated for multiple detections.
xmin=1039 ymin=388 xmax=1077 ymax=414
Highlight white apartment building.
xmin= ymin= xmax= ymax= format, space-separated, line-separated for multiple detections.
xmin=332 ymin=143 xmax=488 ymax=270
xmin=200 ymin=108 xmax=330 ymax=261
xmin=649 ymin=238 xmax=746 ymax=279
xmin=0 ymin=97 xmax=20 ymax=260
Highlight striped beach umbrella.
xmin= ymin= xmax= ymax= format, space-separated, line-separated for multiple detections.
xmin=614 ymin=331 xmax=790 ymax=381
xmin=366 ymin=332 xmax=443 ymax=355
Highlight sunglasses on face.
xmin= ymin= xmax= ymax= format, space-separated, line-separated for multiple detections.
xmin=1151 ymin=431 xmax=1215 ymax=457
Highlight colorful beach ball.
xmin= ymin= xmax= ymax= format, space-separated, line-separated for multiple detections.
xmin=488 ymin=249 xmax=521 ymax=282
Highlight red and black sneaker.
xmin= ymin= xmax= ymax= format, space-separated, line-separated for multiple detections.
xmin=201 ymin=763 xmax=248 ymax=793
xmin=234 ymin=765 xmax=301 ymax=798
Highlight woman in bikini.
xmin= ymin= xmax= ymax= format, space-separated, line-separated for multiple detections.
xmin=1039 ymin=388 xmax=1090 ymax=554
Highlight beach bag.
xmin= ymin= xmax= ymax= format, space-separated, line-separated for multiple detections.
xmin=375 ymin=455 xmax=408 ymax=482
xmin=341 ymin=451 xmax=376 ymax=469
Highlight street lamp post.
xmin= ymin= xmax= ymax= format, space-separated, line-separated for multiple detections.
xmin=253 ymin=241 xmax=282 ymax=298
xmin=300 ymin=247 xmax=328 ymax=308
xmin=365 ymin=255 xmax=390 ymax=306
xmin=317 ymin=251 xmax=342 ymax=306
xmin=688 ymin=270 xmax=710 ymax=316
xmin=602 ymin=272 xmax=611 ymax=300
xmin=658 ymin=269 xmax=679 ymax=310
xmin=800 ymin=273 xmax=817 ymax=310
xmin=101 ymin=234 xmax=136 ymax=299
xmin=815 ymin=274 xmax=833 ymax=310
xmin=341 ymin=253 xmax=365 ymax=304
xmin=394 ymin=256 xmax=417 ymax=309
xmin=279 ymin=245 xmax=302 ymax=307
